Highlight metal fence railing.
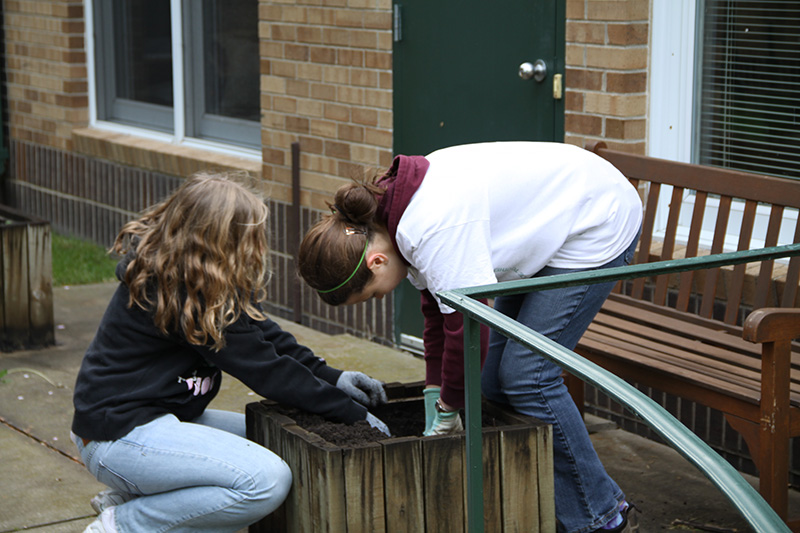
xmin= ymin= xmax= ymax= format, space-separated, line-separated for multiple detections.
xmin=437 ymin=242 xmax=800 ymax=533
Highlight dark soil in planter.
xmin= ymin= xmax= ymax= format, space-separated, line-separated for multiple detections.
xmin=275 ymin=401 xmax=504 ymax=447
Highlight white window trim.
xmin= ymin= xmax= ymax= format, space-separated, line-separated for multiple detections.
xmin=648 ymin=0 xmax=697 ymax=164
xmin=648 ymin=0 xmax=797 ymax=253
xmin=83 ymin=0 xmax=261 ymax=162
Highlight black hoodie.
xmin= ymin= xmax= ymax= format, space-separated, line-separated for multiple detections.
xmin=72 ymin=255 xmax=367 ymax=442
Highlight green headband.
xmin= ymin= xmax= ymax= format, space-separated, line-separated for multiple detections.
xmin=318 ymin=236 xmax=369 ymax=294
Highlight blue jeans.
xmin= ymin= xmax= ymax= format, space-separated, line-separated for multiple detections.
xmin=72 ymin=409 xmax=292 ymax=533
xmin=482 ymin=234 xmax=639 ymax=533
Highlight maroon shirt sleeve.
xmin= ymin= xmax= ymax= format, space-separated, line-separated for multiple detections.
xmin=420 ymin=290 xmax=489 ymax=409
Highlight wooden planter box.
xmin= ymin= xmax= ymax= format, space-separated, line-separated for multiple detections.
xmin=246 ymin=382 xmax=554 ymax=532
xmin=0 ymin=205 xmax=54 ymax=351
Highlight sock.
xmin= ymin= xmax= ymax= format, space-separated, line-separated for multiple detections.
xmin=600 ymin=501 xmax=629 ymax=530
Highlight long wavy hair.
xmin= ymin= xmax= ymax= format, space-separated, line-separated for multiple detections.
xmin=113 ymin=171 xmax=271 ymax=350
xmin=298 ymin=178 xmax=385 ymax=305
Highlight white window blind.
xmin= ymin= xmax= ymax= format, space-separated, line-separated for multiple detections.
xmin=697 ymin=0 xmax=800 ymax=180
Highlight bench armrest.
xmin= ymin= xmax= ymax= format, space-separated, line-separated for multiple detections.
xmin=743 ymin=308 xmax=800 ymax=343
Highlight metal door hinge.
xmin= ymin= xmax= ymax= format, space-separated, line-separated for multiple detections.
xmin=393 ymin=5 xmax=402 ymax=42
xmin=553 ymin=73 xmax=563 ymax=100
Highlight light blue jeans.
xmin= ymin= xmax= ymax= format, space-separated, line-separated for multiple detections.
xmin=482 ymin=234 xmax=639 ymax=533
xmin=72 ymin=409 xmax=292 ymax=533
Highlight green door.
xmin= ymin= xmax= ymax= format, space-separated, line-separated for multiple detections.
xmin=392 ymin=0 xmax=566 ymax=349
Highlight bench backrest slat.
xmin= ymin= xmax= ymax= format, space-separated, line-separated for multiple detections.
xmin=698 ymin=195 xmax=732 ymax=319
xmin=752 ymin=205 xmax=785 ymax=309
xmin=676 ymin=190 xmax=709 ymax=311
xmin=653 ymin=186 xmax=685 ymax=305
xmin=632 ymin=181 xmax=661 ymax=299
xmin=724 ymin=199 xmax=758 ymax=324
xmin=783 ymin=219 xmax=800 ymax=307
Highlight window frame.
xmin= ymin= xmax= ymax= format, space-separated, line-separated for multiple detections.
xmin=85 ymin=0 xmax=261 ymax=159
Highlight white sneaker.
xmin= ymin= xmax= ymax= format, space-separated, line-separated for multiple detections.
xmin=83 ymin=508 xmax=117 ymax=533
xmin=91 ymin=489 xmax=134 ymax=514
xmin=83 ymin=516 xmax=106 ymax=533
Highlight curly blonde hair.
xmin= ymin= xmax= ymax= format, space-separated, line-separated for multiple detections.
xmin=113 ymin=171 xmax=271 ymax=350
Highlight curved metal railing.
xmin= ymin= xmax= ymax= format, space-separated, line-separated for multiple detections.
xmin=437 ymin=243 xmax=800 ymax=533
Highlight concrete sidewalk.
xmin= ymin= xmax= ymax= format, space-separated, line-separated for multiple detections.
xmin=0 ymin=282 xmax=796 ymax=532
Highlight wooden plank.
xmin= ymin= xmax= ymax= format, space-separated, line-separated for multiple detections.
xmin=382 ymin=437 xmax=425 ymax=533
xmin=344 ymin=442 xmax=386 ymax=532
xmin=500 ymin=425 xmax=540 ymax=532
xmin=582 ymin=323 xmax=800 ymax=402
xmin=676 ymin=190 xmax=708 ymax=311
xmin=26 ymin=223 xmax=54 ymax=346
xmin=781 ymin=218 xmax=800 ymax=307
xmin=606 ymin=293 xmax=744 ymax=336
xmin=589 ymin=315 xmax=800 ymax=393
xmin=601 ymin=303 xmax=800 ymax=370
xmin=592 ymin=313 xmax=760 ymax=368
xmin=281 ymin=426 xmax=312 ymax=532
xmin=246 ymin=403 xmax=292 ymax=533
xmin=2 ymin=224 xmax=29 ymax=350
xmin=654 ymin=185 xmax=684 ymax=305
xmin=587 ymin=318 xmax=759 ymax=375
xmin=700 ymin=195 xmax=732 ymax=318
xmin=578 ymin=335 xmax=762 ymax=405
xmin=248 ymin=402 xmax=347 ymax=533
xmin=423 ymin=435 xmax=465 ymax=531
xmin=0 ymin=227 xmax=3 ymax=336
xmin=480 ymin=428 xmax=502 ymax=533
xmin=536 ymin=424 xmax=556 ymax=532
xmin=601 ymin=297 xmax=764 ymax=356
xmin=724 ymin=199 xmax=757 ymax=324
xmin=576 ymin=341 xmax=762 ymax=422
xmin=307 ymin=439 xmax=346 ymax=533
xmin=592 ymin=144 xmax=800 ymax=209
xmin=753 ymin=205 xmax=784 ymax=309
xmin=632 ymin=182 xmax=660 ymax=299
xmin=286 ymin=425 xmax=347 ymax=533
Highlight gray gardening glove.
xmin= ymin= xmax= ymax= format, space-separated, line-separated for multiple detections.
xmin=336 ymin=371 xmax=388 ymax=407
xmin=365 ymin=412 xmax=391 ymax=436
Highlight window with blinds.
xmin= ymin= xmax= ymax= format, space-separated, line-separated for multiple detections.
xmin=696 ymin=0 xmax=800 ymax=180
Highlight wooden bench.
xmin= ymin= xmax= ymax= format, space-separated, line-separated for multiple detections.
xmin=568 ymin=142 xmax=800 ymax=529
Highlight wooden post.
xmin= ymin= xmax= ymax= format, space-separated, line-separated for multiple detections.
xmin=0 ymin=205 xmax=54 ymax=351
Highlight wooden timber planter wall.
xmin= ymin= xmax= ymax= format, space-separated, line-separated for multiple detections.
xmin=246 ymin=382 xmax=555 ymax=532
xmin=0 ymin=204 xmax=54 ymax=351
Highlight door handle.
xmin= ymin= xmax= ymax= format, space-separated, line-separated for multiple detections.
xmin=519 ymin=60 xmax=547 ymax=82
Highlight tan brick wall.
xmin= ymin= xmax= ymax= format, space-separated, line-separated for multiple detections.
xmin=258 ymin=0 xmax=394 ymax=209
xmin=3 ymin=0 xmax=88 ymax=151
xmin=565 ymin=0 xmax=649 ymax=154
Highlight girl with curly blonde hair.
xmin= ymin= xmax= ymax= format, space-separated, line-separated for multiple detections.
xmin=72 ymin=172 xmax=389 ymax=533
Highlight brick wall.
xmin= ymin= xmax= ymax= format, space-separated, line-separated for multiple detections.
xmin=257 ymin=0 xmax=396 ymax=340
xmin=564 ymin=0 xmax=649 ymax=153
xmin=258 ymin=0 xmax=394 ymax=209
xmin=2 ymin=1 xmax=87 ymax=152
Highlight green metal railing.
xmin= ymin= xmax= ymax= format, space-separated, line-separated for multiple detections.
xmin=438 ymin=242 xmax=800 ymax=533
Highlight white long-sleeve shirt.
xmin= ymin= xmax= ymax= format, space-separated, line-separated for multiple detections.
xmin=396 ymin=142 xmax=643 ymax=313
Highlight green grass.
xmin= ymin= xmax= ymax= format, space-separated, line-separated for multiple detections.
xmin=51 ymin=232 xmax=119 ymax=286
